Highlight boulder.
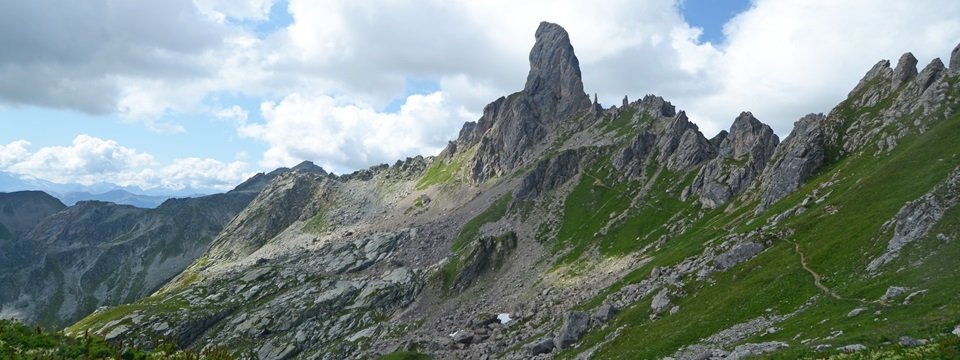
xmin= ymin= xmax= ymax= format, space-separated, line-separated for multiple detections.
xmin=452 ymin=330 xmax=475 ymax=345
xmin=554 ymin=311 xmax=591 ymax=349
xmin=727 ymin=341 xmax=788 ymax=360
xmin=525 ymin=338 xmax=555 ymax=355
xmin=651 ymin=288 xmax=672 ymax=315
xmin=591 ymin=304 xmax=618 ymax=325
xmin=880 ymin=286 xmax=908 ymax=301
xmin=899 ymin=336 xmax=926 ymax=347
xmin=838 ymin=344 xmax=867 ymax=353
xmin=714 ymin=242 xmax=765 ymax=271
xmin=846 ymin=307 xmax=866 ymax=318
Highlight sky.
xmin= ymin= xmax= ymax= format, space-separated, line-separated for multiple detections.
xmin=0 ymin=0 xmax=958 ymax=193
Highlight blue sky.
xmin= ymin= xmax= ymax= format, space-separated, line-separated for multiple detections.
xmin=0 ymin=0 xmax=957 ymax=193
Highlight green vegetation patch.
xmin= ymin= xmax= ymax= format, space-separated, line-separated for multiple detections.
xmin=563 ymin=98 xmax=960 ymax=359
xmin=416 ymin=145 xmax=477 ymax=190
xmin=452 ymin=192 xmax=513 ymax=252
xmin=551 ymin=163 xmax=696 ymax=264
xmin=441 ymin=232 xmax=518 ymax=295
xmin=69 ymin=295 xmax=190 ymax=334
xmin=1 ymin=319 xmax=232 ymax=359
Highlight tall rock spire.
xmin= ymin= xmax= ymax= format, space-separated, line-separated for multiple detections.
xmin=523 ymin=22 xmax=591 ymax=120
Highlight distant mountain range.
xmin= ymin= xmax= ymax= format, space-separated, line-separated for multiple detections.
xmin=0 ymin=171 xmax=208 ymax=208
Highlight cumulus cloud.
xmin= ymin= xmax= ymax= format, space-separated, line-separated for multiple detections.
xmin=1 ymin=0 xmax=959 ymax=183
xmin=240 ymin=92 xmax=471 ymax=173
xmin=0 ymin=136 xmax=251 ymax=192
xmin=683 ymin=0 xmax=960 ymax=135
xmin=0 ymin=140 xmax=31 ymax=168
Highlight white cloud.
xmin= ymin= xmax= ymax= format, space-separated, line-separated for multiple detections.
xmin=0 ymin=136 xmax=251 ymax=192
xmin=240 ymin=91 xmax=470 ymax=173
xmin=683 ymin=0 xmax=960 ymax=135
xmin=2 ymin=0 xmax=959 ymax=181
xmin=0 ymin=140 xmax=31 ymax=168
xmin=214 ymin=105 xmax=250 ymax=126
xmin=193 ymin=0 xmax=276 ymax=22
xmin=146 ymin=158 xmax=252 ymax=191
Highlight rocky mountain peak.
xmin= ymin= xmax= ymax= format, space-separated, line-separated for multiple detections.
xmin=951 ymin=42 xmax=960 ymax=70
xmin=683 ymin=112 xmax=778 ymax=208
xmin=523 ymin=21 xmax=591 ymax=120
xmin=721 ymin=112 xmax=778 ymax=160
xmin=891 ymin=52 xmax=919 ymax=89
xmin=291 ymin=161 xmax=327 ymax=175
xmin=916 ymin=58 xmax=946 ymax=92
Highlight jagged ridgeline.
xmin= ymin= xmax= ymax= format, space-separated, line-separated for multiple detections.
xmin=16 ymin=22 xmax=958 ymax=359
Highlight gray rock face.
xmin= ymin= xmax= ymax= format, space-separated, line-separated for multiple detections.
xmin=466 ymin=94 xmax=547 ymax=183
xmin=891 ymin=52 xmax=919 ymax=89
xmin=206 ymin=170 xmax=327 ymax=263
xmin=318 ymin=230 xmax=409 ymax=274
xmin=450 ymin=232 xmax=517 ymax=293
xmin=951 ymin=42 xmax=960 ymax=70
xmin=516 ymin=149 xmax=586 ymax=200
xmin=916 ymin=59 xmax=946 ymax=92
xmin=78 ymin=237 xmax=425 ymax=359
xmin=554 ymin=311 xmax=590 ymax=349
xmin=655 ymin=112 xmax=717 ymax=172
xmin=756 ymin=113 xmax=829 ymax=210
xmin=867 ymin=166 xmax=960 ymax=272
xmin=524 ymin=22 xmax=592 ymax=121
xmin=837 ymin=48 xmax=952 ymax=156
xmin=684 ymin=112 xmax=779 ymax=208
xmin=459 ymin=22 xmax=591 ymax=184
xmin=613 ymin=131 xmax=656 ymax=178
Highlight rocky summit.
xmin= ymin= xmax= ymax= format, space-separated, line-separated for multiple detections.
xmin=4 ymin=22 xmax=960 ymax=360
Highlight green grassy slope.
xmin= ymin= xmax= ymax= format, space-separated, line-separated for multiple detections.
xmin=558 ymin=92 xmax=960 ymax=358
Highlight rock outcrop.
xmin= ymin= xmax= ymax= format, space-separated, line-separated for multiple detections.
xmin=457 ymin=22 xmax=592 ymax=183
xmin=756 ymin=113 xmax=829 ymax=210
xmin=523 ymin=22 xmax=592 ymax=121
xmin=867 ymin=166 xmax=960 ymax=272
xmin=684 ymin=112 xmax=779 ymax=208
xmin=205 ymin=168 xmax=329 ymax=263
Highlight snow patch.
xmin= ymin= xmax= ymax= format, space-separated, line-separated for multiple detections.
xmin=497 ymin=313 xmax=512 ymax=324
